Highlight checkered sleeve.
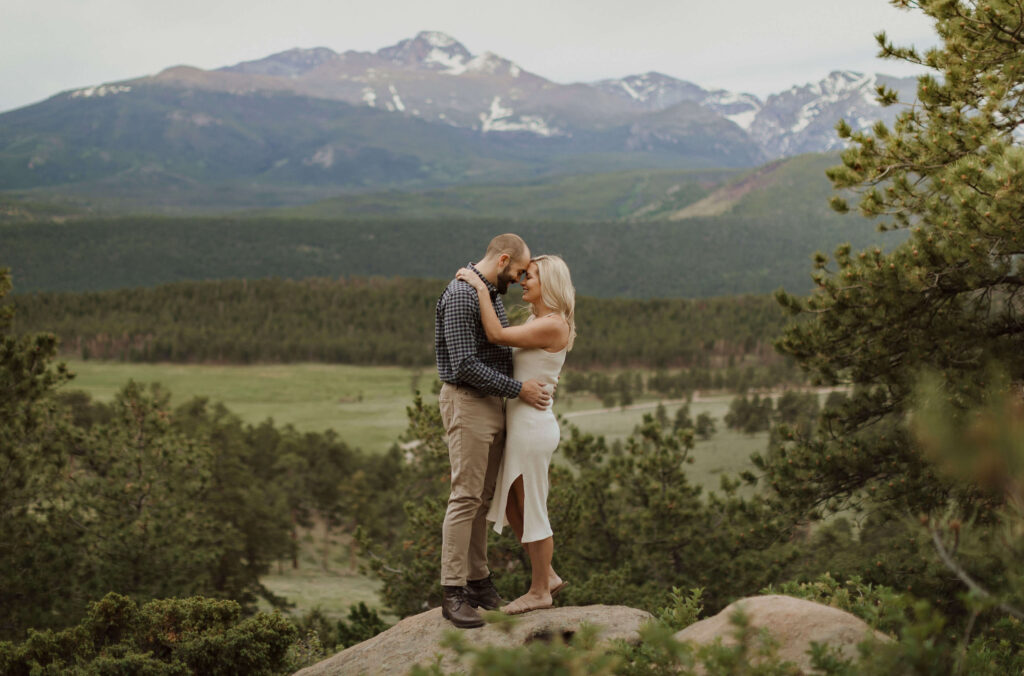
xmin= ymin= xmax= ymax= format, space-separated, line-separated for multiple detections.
xmin=443 ymin=284 xmax=522 ymax=399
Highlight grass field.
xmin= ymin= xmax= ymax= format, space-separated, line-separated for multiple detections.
xmin=561 ymin=395 xmax=769 ymax=494
xmin=61 ymin=359 xmax=428 ymax=453
xmin=63 ymin=360 xmax=772 ymax=618
xmin=61 ymin=361 xmax=771 ymax=484
xmin=258 ymin=527 xmax=388 ymax=622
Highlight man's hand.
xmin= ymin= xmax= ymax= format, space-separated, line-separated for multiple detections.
xmin=519 ymin=379 xmax=553 ymax=411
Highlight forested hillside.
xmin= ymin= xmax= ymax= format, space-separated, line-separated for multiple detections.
xmin=0 ymin=153 xmax=905 ymax=297
xmin=9 ymin=277 xmax=789 ymax=368
xmin=268 ymin=166 xmax=739 ymax=221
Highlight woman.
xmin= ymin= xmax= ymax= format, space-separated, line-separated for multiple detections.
xmin=455 ymin=255 xmax=576 ymax=615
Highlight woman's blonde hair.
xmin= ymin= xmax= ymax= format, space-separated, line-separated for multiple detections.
xmin=531 ymin=254 xmax=576 ymax=351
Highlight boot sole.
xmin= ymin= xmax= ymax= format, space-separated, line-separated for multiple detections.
xmin=441 ymin=606 xmax=485 ymax=629
xmin=467 ymin=600 xmax=501 ymax=611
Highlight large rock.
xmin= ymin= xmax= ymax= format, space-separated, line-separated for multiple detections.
xmin=674 ymin=595 xmax=890 ymax=673
xmin=294 ymin=605 xmax=653 ymax=675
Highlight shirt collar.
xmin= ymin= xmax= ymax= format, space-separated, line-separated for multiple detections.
xmin=467 ymin=262 xmax=500 ymax=296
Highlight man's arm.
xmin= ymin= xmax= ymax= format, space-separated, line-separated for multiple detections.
xmin=443 ymin=285 xmax=522 ymax=399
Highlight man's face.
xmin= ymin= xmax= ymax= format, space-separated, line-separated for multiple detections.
xmin=496 ymin=253 xmax=530 ymax=294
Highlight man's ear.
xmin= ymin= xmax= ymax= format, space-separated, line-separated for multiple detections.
xmin=498 ymin=253 xmax=510 ymax=268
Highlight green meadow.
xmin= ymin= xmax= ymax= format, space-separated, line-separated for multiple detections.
xmin=61 ymin=360 xmax=771 ymax=484
xmin=61 ymin=359 xmax=428 ymax=453
xmin=63 ymin=359 xmax=772 ymax=619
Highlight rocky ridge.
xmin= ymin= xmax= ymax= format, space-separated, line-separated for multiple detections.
xmin=293 ymin=605 xmax=652 ymax=675
xmin=81 ymin=30 xmax=916 ymax=159
xmin=293 ymin=596 xmax=891 ymax=675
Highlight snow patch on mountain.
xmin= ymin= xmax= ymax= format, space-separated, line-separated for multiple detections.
xmin=592 ymin=72 xmax=708 ymax=110
xmin=388 ymin=84 xmax=406 ymax=112
xmin=379 ymin=31 xmax=472 ymax=72
xmin=71 ymin=84 xmax=132 ymax=99
xmin=167 ymin=110 xmax=219 ymax=126
xmin=421 ymin=31 xmax=457 ymax=48
xmin=465 ymin=52 xmax=520 ymax=78
xmin=479 ymin=96 xmax=562 ymax=136
xmin=305 ymin=145 xmax=335 ymax=169
xmin=425 ymin=48 xmax=469 ymax=74
xmin=726 ymin=110 xmax=758 ymax=130
xmin=362 ymin=88 xmax=377 ymax=107
xmin=619 ymin=80 xmax=642 ymax=101
xmin=787 ymin=72 xmax=877 ymax=133
xmin=701 ymin=91 xmax=762 ymax=131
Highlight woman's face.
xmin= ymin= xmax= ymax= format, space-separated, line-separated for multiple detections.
xmin=521 ymin=262 xmax=541 ymax=304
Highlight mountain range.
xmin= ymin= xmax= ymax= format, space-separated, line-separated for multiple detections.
xmin=0 ymin=31 xmax=919 ymax=210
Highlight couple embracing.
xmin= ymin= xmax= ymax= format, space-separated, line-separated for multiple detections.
xmin=434 ymin=233 xmax=576 ymax=629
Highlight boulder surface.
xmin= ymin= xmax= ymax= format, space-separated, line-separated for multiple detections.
xmin=674 ymin=594 xmax=890 ymax=673
xmin=294 ymin=604 xmax=653 ymax=675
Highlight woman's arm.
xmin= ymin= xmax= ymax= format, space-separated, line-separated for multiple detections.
xmin=456 ymin=268 xmax=566 ymax=350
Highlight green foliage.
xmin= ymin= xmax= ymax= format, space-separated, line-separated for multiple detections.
xmin=771 ymin=0 xmax=1024 ymax=521
xmin=724 ymin=394 xmax=774 ymax=434
xmin=0 ymin=593 xmax=298 ymax=676
xmin=756 ymin=6 xmax=1024 ymax=663
xmin=694 ymin=412 xmax=717 ymax=440
xmin=363 ymin=400 xmax=796 ymax=619
xmin=0 ymin=191 xmax=899 ymax=297
xmin=764 ymin=573 xmax=910 ymax=635
xmin=771 ymin=571 xmax=1024 ymax=676
xmin=411 ymin=622 xmax=623 ymax=676
xmin=9 ymin=277 xmax=792 ymax=370
xmin=0 ymin=382 xmax=301 ymax=635
xmin=274 ymin=167 xmax=738 ymax=222
xmin=656 ymin=587 xmax=705 ymax=631
xmin=294 ymin=603 xmax=391 ymax=652
xmin=409 ymin=609 xmax=813 ymax=676
xmin=0 ymin=267 xmax=75 ymax=636
xmin=0 ymin=272 xmax=402 ymax=637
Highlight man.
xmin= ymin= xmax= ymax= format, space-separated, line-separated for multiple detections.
xmin=434 ymin=233 xmax=551 ymax=628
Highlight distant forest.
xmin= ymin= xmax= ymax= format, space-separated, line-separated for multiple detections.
xmin=9 ymin=276 xmax=793 ymax=369
xmin=0 ymin=211 xmax=896 ymax=298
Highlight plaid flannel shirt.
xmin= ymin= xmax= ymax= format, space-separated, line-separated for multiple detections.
xmin=435 ymin=263 xmax=521 ymax=399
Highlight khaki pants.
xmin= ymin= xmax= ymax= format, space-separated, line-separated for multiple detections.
xmin=438 ymin=383 xmax=506 ymax=587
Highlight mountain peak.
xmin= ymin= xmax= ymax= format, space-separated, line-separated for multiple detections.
xmin=219 ymin=47 xmax=339 ymax=77
xmin=418 ymin=31 xmax=460 ymax=49
xmin=377 ymin=31 xmax=473 ymax=72
xmin=590 ymin=72 xmax=708 ymax=110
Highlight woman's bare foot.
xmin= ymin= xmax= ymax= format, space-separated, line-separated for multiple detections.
xmin=502 ymin=590 xmax=553 ymax=615
xmin=549 ymin=574 xmax=566 ymax=597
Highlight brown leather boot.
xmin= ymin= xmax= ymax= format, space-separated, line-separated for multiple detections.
xmin=466 ymin=574 xmax=503 ymax=610
xmin=441 ymin=585 xmax=484 ymax=628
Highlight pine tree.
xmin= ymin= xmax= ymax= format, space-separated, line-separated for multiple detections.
xmin=0 ymin=268 xmax=74 ymax=636
xmin=771 ymin=0 xmax=1024 ymax=519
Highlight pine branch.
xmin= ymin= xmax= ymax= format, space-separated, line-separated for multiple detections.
xmin=928 ymin=522 xmax=1024 ymax=620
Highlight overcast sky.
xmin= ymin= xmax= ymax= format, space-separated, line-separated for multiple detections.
xmin=1 ymin=0 xmax=940 ymax=114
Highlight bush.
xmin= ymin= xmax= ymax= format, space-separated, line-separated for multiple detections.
xmin=0 ymin=593 xmax=298 ymax=676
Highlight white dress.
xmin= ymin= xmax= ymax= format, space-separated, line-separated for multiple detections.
xmin=487 ymin=342 xmax=566 ymax=543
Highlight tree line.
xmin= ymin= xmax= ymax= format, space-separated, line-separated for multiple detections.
xmin=9 ymin=277 xmax=792 ymax=370
xmin=0 ymin=207 xmax=897 ymax=298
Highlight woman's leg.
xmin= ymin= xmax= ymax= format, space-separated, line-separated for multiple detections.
xmin=525 ymin=537 xmax=554 ymax=595
xmin=500 ymin=477 xmax=562 ymax=613
xmin=503 ymin=535 xmax=554 ymax=613
xmin=507 ymin=475 xmax=563 ymax=593
xmin=505 ymin=476 xmax=525 ymax=540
